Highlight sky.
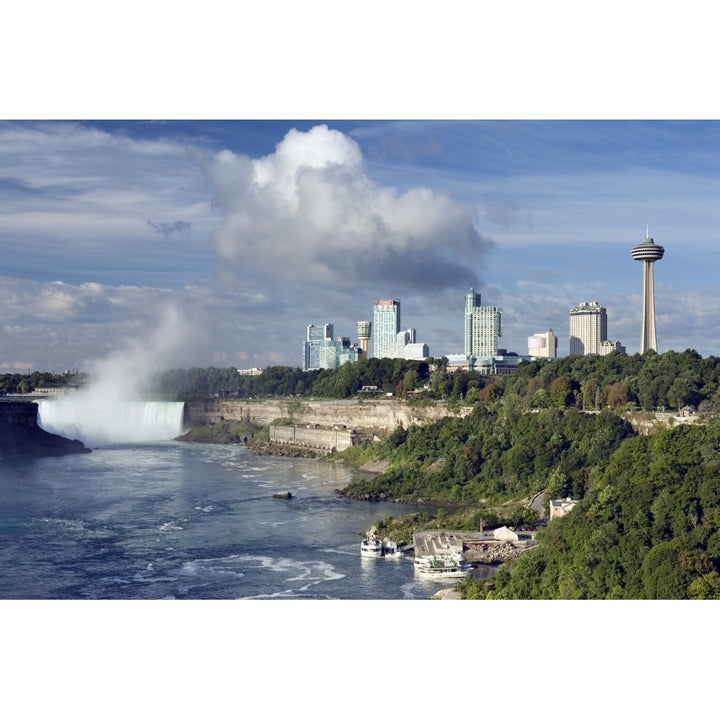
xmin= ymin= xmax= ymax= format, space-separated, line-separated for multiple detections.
xmin=2 ymin=118 xmax=720 ymax=373
xmin=3 ymin=3 xmax=720 ymax=377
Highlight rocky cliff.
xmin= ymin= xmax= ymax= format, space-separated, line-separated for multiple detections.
xmin=0 ymin=401 xmax=90 ymax=460
xmin=184 ymin=398 xmax=472 ymax=435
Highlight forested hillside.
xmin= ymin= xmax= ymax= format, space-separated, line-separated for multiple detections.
xmin=5 ymin=349 xmax=719 ymax=411
xmin=146 ymin=349 xmax=720 ymax=411
xmin=497 ymin=349 xmax=720 ymax=412
xmin=150 ymin=359 xmax=435 ymax=400
xmin=338 ymin=406 xmax=634 ymax=509
xmin=460 ymin=417 xmax=720 ymax=599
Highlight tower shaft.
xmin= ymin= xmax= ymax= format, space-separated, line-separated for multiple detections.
xmin=639 ymin=260 xmax=657 ymax=353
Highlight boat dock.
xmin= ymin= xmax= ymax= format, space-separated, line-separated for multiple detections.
xmin=413 ymin=532 xmax=464 ymax=558
xmin=413 ymin=529 xmax=537 ymax=564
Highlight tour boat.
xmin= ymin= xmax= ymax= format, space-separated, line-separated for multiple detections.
xmin=360 ymin=533 xmax=384 ymax=557
xmin=383 ymin=540 xmax=402 ymax=558
xmin=413 ymin=551 xmax=472 ymax=578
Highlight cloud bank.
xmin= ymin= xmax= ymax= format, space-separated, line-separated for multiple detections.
xmin=203 ymin=125 xmax=493 ymax=292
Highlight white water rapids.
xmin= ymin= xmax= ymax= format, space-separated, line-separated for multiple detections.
xmin=37 ymin=397 xmax=185 ymax=446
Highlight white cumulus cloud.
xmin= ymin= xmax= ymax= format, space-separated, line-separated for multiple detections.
xmin=203 ymin=124 xmax=494 ymax=292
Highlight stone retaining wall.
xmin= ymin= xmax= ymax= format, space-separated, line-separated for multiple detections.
xmin=269 ymin=425 xmax=357 ymax=451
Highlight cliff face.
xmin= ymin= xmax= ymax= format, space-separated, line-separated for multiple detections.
xmin=0 ymin=401 xmax=90 ymax=460
xmin=184 ymin=398 xmax=472 ymax=434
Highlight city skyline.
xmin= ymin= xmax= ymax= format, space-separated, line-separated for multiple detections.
xmin=2 ymin=120 xmax=720 ymax=374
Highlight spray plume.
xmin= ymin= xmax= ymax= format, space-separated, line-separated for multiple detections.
xmin=38 ymin=305 xmax=191 ymax=445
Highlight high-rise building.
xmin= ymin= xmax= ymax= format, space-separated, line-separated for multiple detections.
xmin=301 ymin=323 xmax=333 ymax=370
xmin=318 ymin=337 xmax=361 ymax=368
xmin=383 ymin=329 xmax=429 ymax=360
xmin=528 ymin=329 xmax=558 ymax=358
xmin=598 ymin=340 xmax=626 ymax=356
xmin=631 ymin=229 xmax=665 ymax=353
xmin=569 ymin=301 xmax=607 ymax=355
xmin=372 ymin=300 xmax=400 ymax=359
xmin=464 ymin=287 xmax=502 ymax=358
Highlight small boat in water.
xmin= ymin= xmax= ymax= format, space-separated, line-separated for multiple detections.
xmin=383 ymin=540 xmax=402 ymax=558
xmin=414 ymin=551 xmax=472 ymax=578
xmin=360 ymin=531 xmax=384 ymax=557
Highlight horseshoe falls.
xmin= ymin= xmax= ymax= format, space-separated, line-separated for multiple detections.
xmin=37 ymin=397 xmax=185 ymax=446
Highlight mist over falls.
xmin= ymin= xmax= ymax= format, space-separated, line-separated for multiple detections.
xmin=37 ymin=398 xmax=185 ymax=446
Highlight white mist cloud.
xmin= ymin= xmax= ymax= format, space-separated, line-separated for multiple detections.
xmin=203 ymin=124 xmax=494 ymax=292
xmin=83 ymin=303 xmax=193 ymax=398
xmin=36 ymin=304 xmax=194 ymax=445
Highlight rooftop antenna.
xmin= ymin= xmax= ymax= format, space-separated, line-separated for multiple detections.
xmin=646 ymin=224 xmax=649 ymax=238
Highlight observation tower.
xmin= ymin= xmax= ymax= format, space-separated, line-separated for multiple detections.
xmin=631 ymin=228 xmax=664 ymax=353
xmin=356 ymin=320 xmax=371 ymax=358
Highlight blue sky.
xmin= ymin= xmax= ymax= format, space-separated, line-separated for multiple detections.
xmin=3 ymin=3 xmax=720 ymax=375
xmin=1 ymin=118 xmax=720 ymax=372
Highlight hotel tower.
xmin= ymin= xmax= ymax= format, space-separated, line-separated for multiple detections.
xmin=464 ymin=287 xmax=502 ymax=358
xmin=372 ymin=300 xmax=400 ymax=359
xmin=569 ymin=302 xmax=607 ymax=355
xmin=631 ymin=230 xmax=665 ymax=353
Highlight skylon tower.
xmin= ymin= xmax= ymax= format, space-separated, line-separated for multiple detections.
xmin=631 ymin=228 xmax=664 ymax=353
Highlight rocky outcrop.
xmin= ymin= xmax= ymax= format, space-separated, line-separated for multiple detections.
xmin=431 ymin=588 xmax=463 ymax=600
xmin=464 ymin=542 xmax=533 ymax=564
xmin=253 ymin=442 xmax=327 ymax=459
xmin=0 ymin=400 xmax=90 ymax=460
xmin=357 ymin=460 xmax=391 ymax=474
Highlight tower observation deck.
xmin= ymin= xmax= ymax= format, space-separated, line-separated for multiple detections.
xmin=356 ymin=320 xmax=371 ymax=357
xmin=631 ymin=231 xmax=664 ymax=353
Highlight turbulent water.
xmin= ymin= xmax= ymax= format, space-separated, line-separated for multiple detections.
xmin=0 ymin=441 xmax=475 ymax=599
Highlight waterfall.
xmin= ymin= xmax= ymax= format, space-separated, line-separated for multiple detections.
xmin=37 ymin=397 xmax=185 ymax=446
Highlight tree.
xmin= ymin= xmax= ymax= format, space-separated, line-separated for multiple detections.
xmin=604 ymin=381 xmax=629 ymax=409
xmin=549 ymin=376 xmax=578 ymax=408
xmin=688 ymin=571 xmax=720 ymax=599
xmin=667 ymin=377 xmax=695 ymax=411
xmin=403 ymin=368 xmax=418 ymax=393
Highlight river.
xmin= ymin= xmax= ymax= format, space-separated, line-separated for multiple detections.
xmin=0 ymin=440 xmax=476 ymax=599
